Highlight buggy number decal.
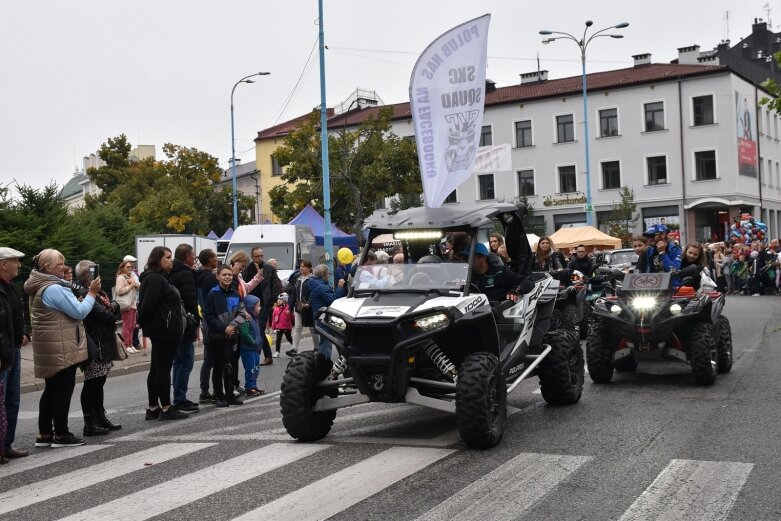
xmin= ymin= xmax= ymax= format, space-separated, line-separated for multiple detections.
xmin=462 ymin=295 xmax=487 ymax=313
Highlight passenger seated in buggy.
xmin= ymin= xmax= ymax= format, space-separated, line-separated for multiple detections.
xmin=468 ymin=243 xmax=534 ymax=303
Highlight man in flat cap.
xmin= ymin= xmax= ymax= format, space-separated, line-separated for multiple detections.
xmin=0 ymin=247 xmax=30 ymax=461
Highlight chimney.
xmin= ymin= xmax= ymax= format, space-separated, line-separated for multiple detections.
xmin=677 ymin=45 xmax=701 ymax=65
xmin=485 ymin=78 xmax=497 ymax=93
xmin=520 ymin=70 xmax=548 ymax=84
xmin=632 ymin=53 xmax=652 ymax=66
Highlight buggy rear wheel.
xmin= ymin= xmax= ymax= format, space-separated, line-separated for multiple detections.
xmin=687 ymin=322 xmax=718 ymax=386
xmin=538 ymin=329 xmax=584 ymax=405
xmin=280 ymin=351 xmax=337 ymax=441
xmin=456 ymin=353 xmax=506 ymax=449
xmin=586 ymin=318 xmax=615 ymax=383
xmin=716 ymin=316 xmax=733 ymax=374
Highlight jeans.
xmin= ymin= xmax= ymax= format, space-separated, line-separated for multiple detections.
xmin=315 ymin=320 xmax=333 ymax=360
xmin=0 ymin=346 xmax=21 ymax=449
xmin=172 ymin=340 xmax=195 ymax=405
xmin=239 ymin=349 xmax=260 ymax=390
xmin=292 ymin=311 xmax=319 ymax=352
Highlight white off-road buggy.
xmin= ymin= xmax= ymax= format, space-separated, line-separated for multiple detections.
xmin=280 ymin=203 xmax=584 ymax=448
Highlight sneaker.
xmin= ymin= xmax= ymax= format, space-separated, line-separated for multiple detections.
xmin=199 ymin=392 xmax=216 ymax=405
xmin=126 ymin=346 xmax=137 ymax=353
xmin=51 ymin=433 xmax=86 ymax=448
xmin=35 ymin=435 xmax=53 ymax=448
xmin=226 ymin=397 xmax=244 ymax=406
xmin=215 ymin=399 xmax=229 ymax=408
xmin=285 ymin=349 xmax=298 ymax=357
xmin=273 ymin=352 xmax=280 ymax=358
xmin=173 ymin=401 xmax=199 ymax=413
xmin=159 ymin=408 xmax=189 ymax=421
xmin=145 ymin=408 xmax=161 ymax=420
xmin=235 ymin=385 xmax=246 ymax=396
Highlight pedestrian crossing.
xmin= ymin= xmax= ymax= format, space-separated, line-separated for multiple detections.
xmin=0 ymin=437 xmax=755 ymax=521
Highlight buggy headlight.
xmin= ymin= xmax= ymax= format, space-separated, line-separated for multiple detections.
xmin=630 ymin=297 xmax=657 ymax=310
xmin=325 ymin=314 xmax=346 ymax=331
xmin=413 ymin=313 xmax=449 ymax=331
xmin=669 ymin=303 xmax=682 ymax=315
xmin=610 ymin=305 xmax=622 ymax=316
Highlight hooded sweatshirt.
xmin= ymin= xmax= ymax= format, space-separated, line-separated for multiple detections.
xmin=237 ymin=294 xmax=261 ymax=352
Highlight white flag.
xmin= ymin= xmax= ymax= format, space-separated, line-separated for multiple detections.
xmin=409 ymin=14 xmax=491 ymax=208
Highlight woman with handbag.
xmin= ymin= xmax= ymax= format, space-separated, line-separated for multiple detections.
xmin=137 ymin=247 xmax=188 ymax=421
xmin=74 ymin=261 xmax=122 ymax=436
xmin=286 ymin=260 xmax=319 ymax=357
xmin=115 ymin=260 xmax=140 ymax=353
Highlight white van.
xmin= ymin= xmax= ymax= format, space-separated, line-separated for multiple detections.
xmin=225 ymin=224 xmax=320 ymax=281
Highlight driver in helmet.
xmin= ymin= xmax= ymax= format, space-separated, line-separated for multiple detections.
xmin=467 ymin=243 xmax=534 ymax=302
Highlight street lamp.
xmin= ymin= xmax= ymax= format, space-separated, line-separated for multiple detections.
xmin=540 ymin=21 xmax=629 ymax=226
xmin=231 ymin=72 xmax=270 ymax=229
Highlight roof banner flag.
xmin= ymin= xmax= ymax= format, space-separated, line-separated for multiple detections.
xmin=409 ymin=14 xmax=491 ymax=208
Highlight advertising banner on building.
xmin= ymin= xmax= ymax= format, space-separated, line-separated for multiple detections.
xmin=409 ymin=14 xmax=491 ymax=208
xmin=735 ymin=90 xmax=757 ymax=177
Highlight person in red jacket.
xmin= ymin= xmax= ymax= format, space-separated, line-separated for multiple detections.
xmin=271 ymin=293 xmax=293 ymax=358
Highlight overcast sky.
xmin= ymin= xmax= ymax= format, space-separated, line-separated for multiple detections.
xmin=0 ymin=0 xmax=773 ymax=193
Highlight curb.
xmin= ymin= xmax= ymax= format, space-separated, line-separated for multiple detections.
xmin=20 ymin=349 xmax=206 ymax=395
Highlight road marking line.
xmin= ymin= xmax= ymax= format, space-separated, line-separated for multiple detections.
xmin=618 ymin=459 xmax=753 ymax=521
xmin=57 ymin=443 xmax=329 ymax=521
xmin=233 ymin=446 xmax=455 ymax=521
xmin=0 ymin=442 xmax=213 ymax=515
xmin=0 ymin=445 xmax=111 ymax=479
xmin=415 ymin=452 xmax=591 ymax=521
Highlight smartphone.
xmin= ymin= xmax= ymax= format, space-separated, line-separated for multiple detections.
xmin=89 ymin=264 xmax=100 ymax=279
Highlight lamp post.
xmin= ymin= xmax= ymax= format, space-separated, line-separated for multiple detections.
xmin=540 ymin=21 xmax=629 ymax=226
xmin=318 ymin=0 xmax=334 ymax=278
xmin=231 ymin=72 xmax=270 ymax=229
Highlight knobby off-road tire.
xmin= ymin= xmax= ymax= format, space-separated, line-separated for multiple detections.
xmin=716 ymin=315 xmax=733 ymax=374
xmin=456 ymin=353 xmax=506 ymax=449
xmin=538 ymin=329 xmax=584 ymax=405
xmin=687 ymin=322 xmax=718 ymax=386
xmin=280 ymin=351 xmax=337 ymax=441
xmin=579 ymin=301 xmax=593 ymax=340
xmin=586 ymin=318 xmax=614 ymax=383
xmin=558 ymin=304 xmax=580 ymax=334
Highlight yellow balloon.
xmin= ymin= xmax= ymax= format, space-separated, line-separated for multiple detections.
xmin=337 ymin=247 xmax=354 ymax=265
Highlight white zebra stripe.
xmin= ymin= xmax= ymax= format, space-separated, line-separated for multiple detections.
xmin=57 ymin=443 xmax=328 ymax=521
xmin=233 ymin=446 xmax=455 ymax=521
xmin=0 ymin=444 xmax=110 ymax=479
xmin=415 ymin=452 xmax=591 ymax=521
xmin=0 ymin=443 xmax=213 ymax=515
xmin=618 ymin=459 xmax=754 ymax=521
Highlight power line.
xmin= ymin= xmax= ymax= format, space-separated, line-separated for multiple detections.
xmin=269 ymin=35 xmax=320 ymax=126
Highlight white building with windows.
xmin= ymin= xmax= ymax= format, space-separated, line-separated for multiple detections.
xmin=259 ymin=48 xmax=781 ymax=244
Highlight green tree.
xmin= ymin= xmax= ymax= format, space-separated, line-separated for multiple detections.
xmin=516 ymin=195 xmax=547 ymax=236
xmin=605 ymin=187 xmax=639 ymax=246
xmin=269 ymin=108 xmax=422 ymax=233
xmin=86 ymin=136 xmax=254 ymax=234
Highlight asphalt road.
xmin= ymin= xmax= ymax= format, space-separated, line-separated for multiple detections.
xmin=1 ymin=295 xmax=780 ymax=520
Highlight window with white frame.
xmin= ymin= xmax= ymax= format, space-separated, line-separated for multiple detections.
xmin=479 ymin=125 xmax=492 ymax=146
xmin=694 ymin=150 xmax=717 ymax=180
xmin=692 ymin=95 xmax=714 ymax=126
xmin=517 ymin=169 xmax=535 ymax=196
xmin=556 ymin=114 xmax=575 ymax=143
xmin=558 ymin=165 xmax=577 ymax=193
xmin=599 ymin=108 xmax=618 ymax=137
xmin=478 ymin=174 xmax=495 ymax=200
xmin=644 ymin=101 xmax=665 ymax=131
xmin=601 ymin=161 xmax=621 ymax=189
xmin=515 ymin=120 xmax=533 ymax=148
xmin=646 ymin=156 xmax=667 ymax=185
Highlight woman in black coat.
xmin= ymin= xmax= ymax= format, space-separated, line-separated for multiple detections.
xmin=137 ymin=247 xmax=187 ymax=421
xmin=74 ymin=260 xmax=122 ymax=436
